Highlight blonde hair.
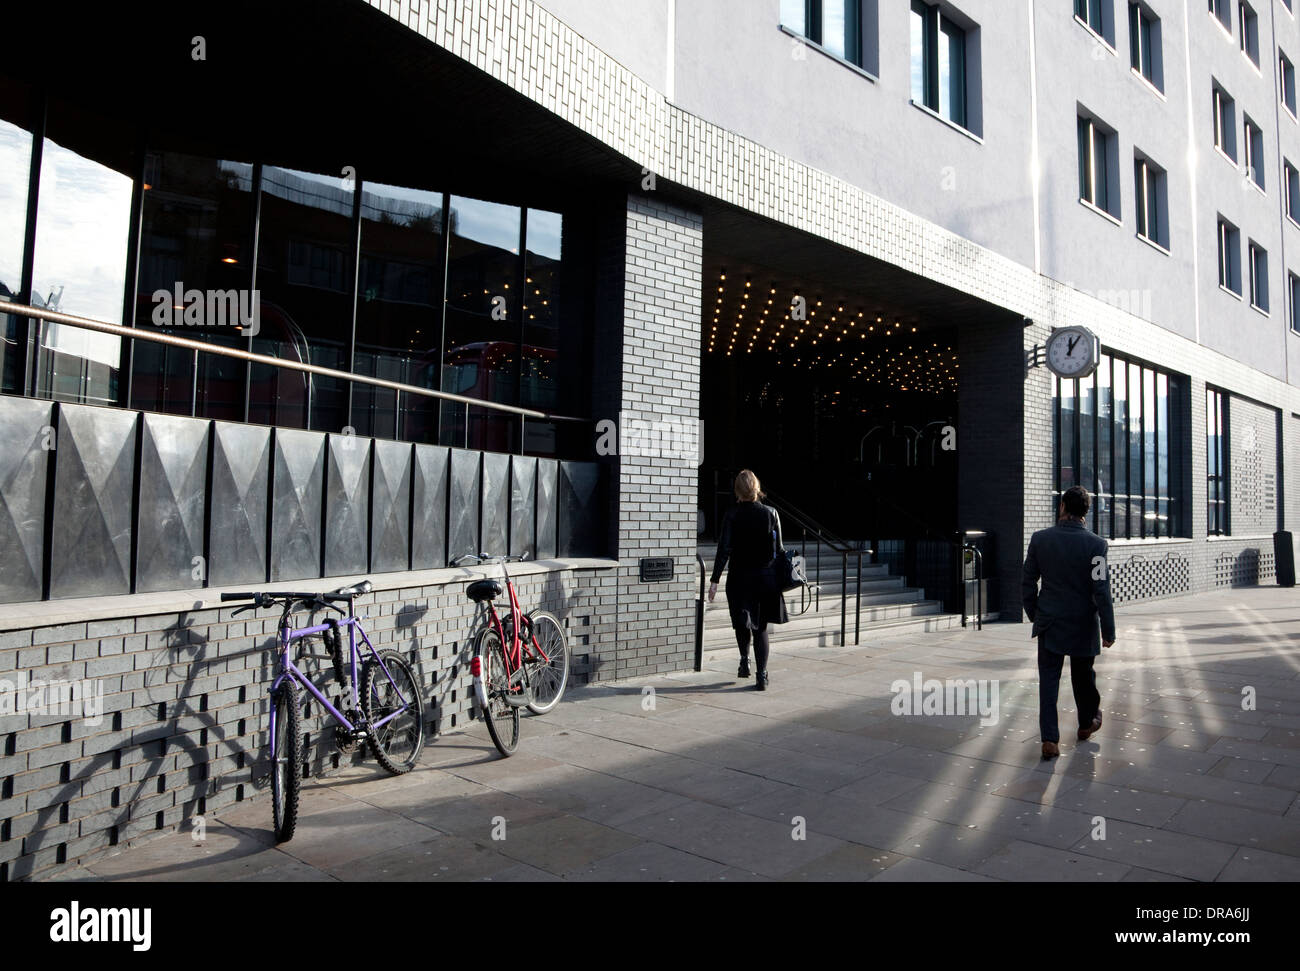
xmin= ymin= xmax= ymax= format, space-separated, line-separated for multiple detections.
xmin=734 ymin=469 xmax=763 ymax=503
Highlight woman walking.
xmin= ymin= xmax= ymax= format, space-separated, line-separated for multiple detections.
xmin=708 ymin=470 xmax=789 ymax=690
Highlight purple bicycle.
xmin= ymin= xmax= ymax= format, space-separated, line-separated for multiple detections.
xmin=221 ymin=581 xmax=425 ymax=842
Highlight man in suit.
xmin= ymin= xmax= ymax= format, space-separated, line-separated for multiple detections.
xmin=1021 ymin=486 xmax=1117 ymax=760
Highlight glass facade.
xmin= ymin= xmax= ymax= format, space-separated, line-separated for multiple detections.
xmin=0 ymin=98 xmax=588 ymax=457
xmin=1054 ymin=351 xmax=1185 ymax=539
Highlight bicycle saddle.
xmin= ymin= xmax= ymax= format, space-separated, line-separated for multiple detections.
xmin=466 ymin=578 xmax=502 ymax=603
xmin=334 ymin=580 xmax=373 ymax=598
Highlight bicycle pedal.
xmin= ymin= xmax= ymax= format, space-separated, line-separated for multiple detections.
xmin=501 ymin=692 xmax=532 ymax=709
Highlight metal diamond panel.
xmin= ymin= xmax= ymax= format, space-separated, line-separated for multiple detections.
xmin=412 ymin=444 xmax=449 ymax=569
xmin=536 ymin=458 xmax=558 ymax=559
xmin=370 ymin=440 xmax=412 ymax=574
xmin=0 ymin=397 xmax=52 ymax=603
xmin=136 ymin=413 xmax=209 ymax=594
xmin=447 ymin=448 xmax=481 ymax=563
xmin=324 ymin=434 xmax=371 ymax=578
xmin=270 ymin=428 xmax=325 ymax=582
xmin=209 ymin=422 xmax=271 ymax=587
xmin=510 ymin=456 xmax=537 ymax=560
xmin=481 ymin=452 xmax=509 ymax=558
xmin=49 ymin=404 xmax=138 ymax=599
xmin=558 ymin=461 xmax=606 ymax=558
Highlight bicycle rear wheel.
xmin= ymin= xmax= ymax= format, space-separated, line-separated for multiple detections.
xmin=362 ymin=650 xmax=426 ymax=774
xmin=525 ymin=610 xmax=569 ymax=715
xmin=474 ymin=628 xmax=520 ymax=757
xmin=269 ymin=680 xmax=301 ymax=843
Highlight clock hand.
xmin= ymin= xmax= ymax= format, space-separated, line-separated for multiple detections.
xmin=1067 ymin=336 xmax=1080 ymax=355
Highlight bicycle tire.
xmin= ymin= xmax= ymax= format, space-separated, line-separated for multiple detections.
xmin=269 ymin=680 xmax=301 ymax=843
xmin=524 ymin=610 xmax=569 ymax=715
xmin=361 ymin=650 xmax=426 ymax=774
xmin=474 ymin=628 xmax=520 ymax=757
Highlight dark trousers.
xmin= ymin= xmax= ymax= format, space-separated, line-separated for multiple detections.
xmin=736 ymin=625 xmax=770 ymax=674
xmin=1037 ymin=642 xmax=1100 ymax=744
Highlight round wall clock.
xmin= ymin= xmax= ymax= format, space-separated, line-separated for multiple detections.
xmin=1045 ymin=326 xmax=1100 ymax=380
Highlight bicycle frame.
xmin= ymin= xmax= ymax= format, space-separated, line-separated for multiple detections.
xmin=267 ymin=608 xmax=413 ymax=755
xmin=484 ymin=557 xmax=553 ymax=676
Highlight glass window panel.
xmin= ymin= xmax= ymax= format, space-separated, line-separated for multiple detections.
xmin=910 ymin=2 xmax=928 ymax=105
xmin=250 ymin=166 xmax=355 ymax=432
xmin=939 ymin=18 xmax=965 ymax=126
xmin=823 ymin=0 xmax=847 ymax=59
xmin=1113 ymin=361 xmax=1128 ymax=538
xmin=781 ymin=0 xmax=806 ymax=35
xmin=1128 ymin=362 xmax=1143 ymax=538
xmin=1097 ymin=356 xmax=1113 ymax=538
xmin=1079 ymin=369 xmax=1096 ymax=509
xmin=522 ymin=208 xmax=562 ymax=455
xmin=0 ymin=117 xmax=32 ymax=394
xmin=1143 ymin=366 xmax=1156 ymax=535
xmin=133 ymin=153 xmax=255 ymax=420
xmin=354 ymin=181 xmax=445 ymax=443
xmin=442 ymin=194 xmax=521 ymax=452
xmin=30 ymin=136 xmax=132 ymax=407
xmin=1156 ymin=372 xmax=1169 ymax=537
xmin=1060 ymin=377 xmax=1077 ymax=490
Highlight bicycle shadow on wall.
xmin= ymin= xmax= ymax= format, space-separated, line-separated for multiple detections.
xmin=11 ymin=612 xmax=276 ymax=880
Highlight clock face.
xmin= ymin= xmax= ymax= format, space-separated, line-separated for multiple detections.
xmin=1046 ymin=327 xmax=1098 ymax=379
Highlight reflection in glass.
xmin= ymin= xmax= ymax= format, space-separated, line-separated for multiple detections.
xmin=441 ymin=195 xmax=521 ymax=452
xmin=133 ymin=153 xmax=254 ymax=420
xmin=31 ymin=137 xmax=132 ymax=405
xmin=0 ymin=118 xmax=32 ymax=394
xmin=1156 ymin=372 xmax=1169 ymax=536
xmin=938 ymin=17 xmax=966 ymax=127
xmin=522 ymin=209 xmax=562 ymax=455
xmin=910 ymin=1 xmax=928 ymax=105
xmin=250 ymin=166 xmax=354 ymax=431
xmin=780 ymin=0 xmax=806 ymax=35
xmin=1059 ymin=377 xmax=1075 ymax=491
xmin=354 ymin=181 xmax=445 ymax=442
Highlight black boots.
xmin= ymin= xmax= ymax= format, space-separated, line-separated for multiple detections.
xmin=755 ymin=671 xmax=769 ymax=691
xmin=737 ymin=657 xmax=751 ymax=678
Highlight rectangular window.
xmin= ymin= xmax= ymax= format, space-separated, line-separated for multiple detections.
xmin=1285 ymin=160 xmax=1300 ymax=222
xmin=1218 ymin=216 xmax=1241 ymax=294
xmin=1208 ymin=0 xmax=1231 ymax=32
xmin=1207 ymin=387 xmax=1228 ymax=536
xmin=1134 ymin=153 xmax=1168 ymax=249
xmin=784 ymin=0 xmax=867 ymax=69
xmin=1290 ymin=271 xmax=1300 ymax=333
xmin=1054 ymin=351 xmax=1185 ymax=540
xmin=1282 ymin=51 xmax=1298 ymax=117
xmin=1078 ymin=114 xmax=1118 ymax=217
xmin=1129 ymin=3 xmax=1161 ymax=90
xmin=1213 ymin=83 xmax=1236 ymax=161
xmin=1076 ymin=0 xmax=1112 ymax=45
xmin=1243 ymin=116 xmax=1265 ymax=190
xmin=1239 ymin=2 xmax=1259 ymax=67
xmin=1249 ymin=241 xmax=1269 ymax=312
xmin=911 ymin=1 xmax=974 ymax=131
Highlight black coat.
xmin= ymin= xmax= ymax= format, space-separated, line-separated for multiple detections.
xmin=1021 ymin=519 xmax=1116 ymax=656
xmin=712 ymin=502 xmax=790 ymax=631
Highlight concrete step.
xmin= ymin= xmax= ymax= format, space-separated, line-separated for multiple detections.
xmin=701 ymin=598 xmax=945 ymax=645
xmin=702 ymin=609 xmax=968 ymax=649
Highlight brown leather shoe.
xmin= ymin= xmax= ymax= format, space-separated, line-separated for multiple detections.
xmin=1041 ymin=741 xmax=1059 ymax=759
xmin=1078 ymin=713 xmax=1103 ymax=741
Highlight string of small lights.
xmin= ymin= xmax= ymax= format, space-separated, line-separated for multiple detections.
xmin=706 ymin=268 xmax=958 ymax=395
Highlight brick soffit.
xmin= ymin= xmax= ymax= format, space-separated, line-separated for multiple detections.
xmin=367 ymin=0 xmax=1300 ymax=411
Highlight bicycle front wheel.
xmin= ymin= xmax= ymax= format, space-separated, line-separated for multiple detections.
xmin=269 ymin=680 xmax=301 ymax=843
xmin=362 ymin=650 xmax=426 ymax=774
xmin=525 ymin=610 xmax=569 ymax=715
xmin=474 ymin=628 xmax=520 ymax=757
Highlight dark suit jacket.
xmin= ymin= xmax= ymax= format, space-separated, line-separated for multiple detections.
xmin=1021 ymin=519 xmax=1116 ymax=656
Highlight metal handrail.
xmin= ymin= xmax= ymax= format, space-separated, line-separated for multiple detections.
xmin=3 ymin=301 xmax=588 ymax=424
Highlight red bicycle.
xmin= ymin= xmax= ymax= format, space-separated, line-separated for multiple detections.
xmin=453 ymin=552 xmax=569 ymax=756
